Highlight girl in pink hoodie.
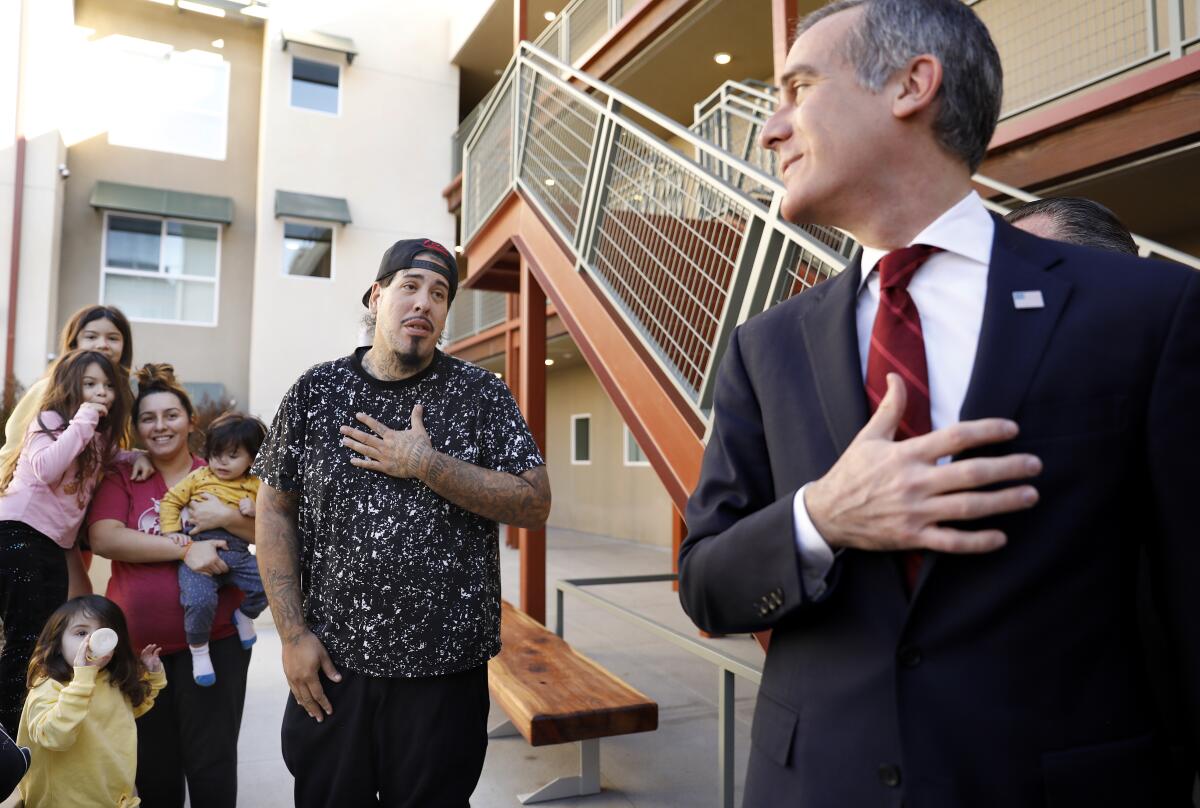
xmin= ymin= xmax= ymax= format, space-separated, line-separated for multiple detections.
xmin=0 ymin=350 xmax=134 ymax=737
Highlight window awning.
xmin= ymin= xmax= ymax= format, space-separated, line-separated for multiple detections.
xmin=89 ymin=181 xmax=234 ymax=225
xmin=282 ymin=29 xmax=357 ymax=64
xmin=274 ymin=190 xmax=352 ymax=224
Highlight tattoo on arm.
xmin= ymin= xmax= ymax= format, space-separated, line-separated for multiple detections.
xmin=256 ymin=485 xmax=307 ymax=645
xmin=420 ymin=452 xmax=551 ymax=529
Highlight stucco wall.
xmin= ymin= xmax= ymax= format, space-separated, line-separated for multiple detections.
xmin=56 ymin=0 xmax=262 ymax=406
xmin=247 ymin=3 xmax=459 ymax=420
xmin=544 ymin=361 xmax=674 ymax=546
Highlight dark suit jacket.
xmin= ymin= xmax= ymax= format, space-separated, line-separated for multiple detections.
xmin=680 ymin=218 xmax=1200 ymax=808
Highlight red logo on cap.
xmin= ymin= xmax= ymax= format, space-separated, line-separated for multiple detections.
xmin=422 ymin=239 xmax=449 ymax=256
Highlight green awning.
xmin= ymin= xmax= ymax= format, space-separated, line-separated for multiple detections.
xmin=89 ymin=181 xmax=233 ymax=225
xmin=282 ymin=29 xmax=357 ymax=63
xmin=274 ymin=190 xmax=352 ymax=224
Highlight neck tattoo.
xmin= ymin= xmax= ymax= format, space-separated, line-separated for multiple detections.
xmin=363 ymin=348 xmax=428 ymax=381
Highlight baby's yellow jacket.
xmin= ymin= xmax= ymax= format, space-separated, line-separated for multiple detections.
xmin=17 ymin=665 xmax=167 ymax=808
xmin=158 ymin=466 xmax=259 ymax=534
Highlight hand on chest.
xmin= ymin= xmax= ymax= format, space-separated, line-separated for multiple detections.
xmin=333 ymin=397 xmax=481 ymax=476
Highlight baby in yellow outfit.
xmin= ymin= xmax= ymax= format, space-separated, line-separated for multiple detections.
xmin=158 ymin=412 xmax=268 ymax=686
xmin=158 ymin=466 xmax=259 ymax=535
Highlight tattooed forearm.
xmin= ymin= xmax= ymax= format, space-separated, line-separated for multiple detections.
xmin=255 ymin=484 xmax=308 ymax=645
xmin=420 ymin=454 xmax=550 ymax=529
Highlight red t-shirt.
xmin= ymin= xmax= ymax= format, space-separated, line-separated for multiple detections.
xmin=88 ymin=457 xmax=243 ymax=656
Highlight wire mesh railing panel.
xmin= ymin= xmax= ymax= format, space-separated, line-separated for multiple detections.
xmin=451 ymin=86 xmax=495 ymax=177
xmin=463 ymin=81 xmax=515 ymax=241
xmin=689 ymin=84 xmax=858 ymax=261
xmin=974 ymin=0 xmax=1154 ymax=116
xmin=445 ymin=288 xmax=510 ymax=343
xmin=587 ymin=124 xmax=753 ymax=398
xmin=532 ymin=17 xmax=565 ymax=62
xmin=567 ymin=0 xmax=609 ymax=62
xmin=772 ymin=239 xmax=842 ymax=306
xmin=517 ymin=67 xmax=601 ymax=243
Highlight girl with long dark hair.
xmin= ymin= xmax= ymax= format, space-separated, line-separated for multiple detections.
xmin=0 ymin=350 xmax=134 ymax=737
xmin=16 ymin=594 xmax=164 ymax=807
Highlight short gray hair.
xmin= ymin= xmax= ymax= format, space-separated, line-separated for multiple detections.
xmin=1005 ymin=197 xmax=1138 ymax=255
xmin=797 ymin=0 xmax=1003 ymax=171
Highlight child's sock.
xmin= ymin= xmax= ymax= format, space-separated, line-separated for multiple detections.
xmin=190 ymin=643 xmax=216 ymax=687
xmin=232 ymin=609 xmax=257 ymax=649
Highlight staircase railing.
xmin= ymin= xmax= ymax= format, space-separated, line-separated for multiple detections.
xmin=462 ymin=44 xmax=851 ymax=421
xmin=690 ymin=79 xmax=1200 ymax=272
xmin=445 ymin=288 xmax=509 ymax=344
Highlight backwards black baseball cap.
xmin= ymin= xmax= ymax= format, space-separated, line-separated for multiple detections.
xmin=362 ymin=238 xmax=459 ymax=306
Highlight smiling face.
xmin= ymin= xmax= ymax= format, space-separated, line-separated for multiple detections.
xmin=81 ymin=362 xmax=115 ymax=410
xmin=762 ymin=7 xmax=899 ymax=227
xmin=74 ymin=317 xmax=125 ymax=366
xmin=137 ymin=391 xmax=194 ymax=462
xmin=61 ymin=612 xmax=103 ymax=666
xmin=208 ymin=445 xmax=252 ymax=481
xmin=369 ymin=257 xmax=451 ymax=371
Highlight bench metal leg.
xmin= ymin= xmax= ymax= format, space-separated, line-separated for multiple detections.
xmin=517 ymin=739 xmax=601 ymax=804
xmin=487 ymin=719 xmax=519 ymax=738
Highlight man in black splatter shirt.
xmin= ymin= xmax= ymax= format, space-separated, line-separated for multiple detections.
xmin=254 ymin=238 xmax=550 ymax=808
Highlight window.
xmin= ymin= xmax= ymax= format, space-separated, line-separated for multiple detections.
xmin=291 ymin=57 xmax=340 ymax=114
xmin=624 ymin=425 xmax=649 ymax=467
xmin=571 ymin=414 xmax=591 ymax=465
xmin=101 ymin=38 xmax=231 ymax=160
xmin=101 ymin=213 xmax=220 ymax=326
xmin=283 ymin=222 xmax=333 ymax=279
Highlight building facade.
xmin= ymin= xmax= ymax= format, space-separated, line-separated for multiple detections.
xmin=1 ymin=0 xmax=458 ymax=415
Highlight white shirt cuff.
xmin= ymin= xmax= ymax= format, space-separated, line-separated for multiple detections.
xmin=793 ymin=483 xmax=836 ymax=599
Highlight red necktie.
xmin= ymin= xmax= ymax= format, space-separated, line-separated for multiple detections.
xmin=864 ymin=244 xmax=941 ymax=593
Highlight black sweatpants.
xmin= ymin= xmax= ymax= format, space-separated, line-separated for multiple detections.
xmin=135 ymin=634 xmax=251 ymax=808
xmin=0 ymin=521 xmax=68 ymax=737
xmin=282 ymin=664 xmax=490 ymax=808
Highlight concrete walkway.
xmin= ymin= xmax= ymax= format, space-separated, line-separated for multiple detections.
xmin=239 ymin=528 xmax=763 ymax=807
xmin=1 ymin=528 xmax=762 ymax=807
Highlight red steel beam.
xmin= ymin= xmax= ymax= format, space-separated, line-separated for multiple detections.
xmin=465 ymin=192 xmax=704 ymax=513
xmin=518 ymin=257 xmax=547 ymax=624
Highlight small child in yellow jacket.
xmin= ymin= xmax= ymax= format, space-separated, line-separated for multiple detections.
xmin=17 ymin=595 xmax=165 ymax=808
xmin=158 ymin=412 xmax=268 ymax=686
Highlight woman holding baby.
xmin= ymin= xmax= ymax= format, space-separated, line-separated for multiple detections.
xmin=89 ymin=363 xmax=255 ymax=808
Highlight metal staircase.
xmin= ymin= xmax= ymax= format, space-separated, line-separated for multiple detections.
xmin=462 ymin=45 xmax=849 ymax=427
xmin=460 ymin=49 xmax=1199 ymax=512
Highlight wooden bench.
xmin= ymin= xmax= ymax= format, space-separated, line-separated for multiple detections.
xmin=487 ymin=600 xmax=659 ymax=804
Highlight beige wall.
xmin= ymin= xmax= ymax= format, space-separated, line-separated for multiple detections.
xmin=56 ymin=0 xmax=262 ymax=406
xmin=13 ymin=131 xmax=67 ymax=389
xmin=247 ymin=3 xmax=459 ymax=419
xmin=0 ymin=0 xmax=71 ymax=394
xmin=545 ymin=361 xmax=673 ymax=546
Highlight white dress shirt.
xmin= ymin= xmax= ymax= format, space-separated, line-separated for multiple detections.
xmin=792 ymin=191 xmax=995 ymax=597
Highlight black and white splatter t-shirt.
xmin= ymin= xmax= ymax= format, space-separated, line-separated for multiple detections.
xmin=253 ymin=347 xmax=544 ymax=678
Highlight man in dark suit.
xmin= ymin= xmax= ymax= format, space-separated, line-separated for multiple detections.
xmin=678 ymin=2 xmax=1200 ymax=807
xmin=1008 ymin=198 xmax=1198 ymax=808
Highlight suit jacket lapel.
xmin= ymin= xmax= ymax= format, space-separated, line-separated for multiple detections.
xmin=908 ymin=217 xmax=1072 ymax=607
xmin=800 ymin=253 xmax=870 ymax=456
xmin=958 ymin=216 xmax=1072 ymax=424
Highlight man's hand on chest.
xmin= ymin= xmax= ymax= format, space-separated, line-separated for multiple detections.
xmin=340 ymin=405 xmax=436 ymax=480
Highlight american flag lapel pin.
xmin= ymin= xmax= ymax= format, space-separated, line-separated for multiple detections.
xmin=1012 ymin=290 xmax=1045 ymax=310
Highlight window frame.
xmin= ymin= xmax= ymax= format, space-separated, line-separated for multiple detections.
xmin=623 ymin=424 xmax=650 ymax=467
xmin=570 ymin=413 xmax=592 ymax=466
xmin=289 ymin=55 xmax=342 ymax=117
xmin=280 ymin=218 xmax=337 ymax=282
xmin=98 ymin=210 xmax=222 ymax=328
